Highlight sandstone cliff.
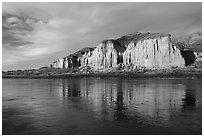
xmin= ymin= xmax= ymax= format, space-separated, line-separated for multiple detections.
xmin=49 ymin=32 xmax=199 ymax=71
xmin=123 ymin=33 xmax=185 ymax=69
xmin=88 ymin=40 xmax=126 ymax=69
xmin=50 ymin=58 xmax=64 ymax=68
xmin=49 ymin=47 xmax=94 ymax=68
xmin=193 ymin=51 xmax=202 ymax=67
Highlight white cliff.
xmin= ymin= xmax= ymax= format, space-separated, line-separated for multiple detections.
xmin=49 ymin=32 xmax=198 ymax=71
xmin=49 ymin=47 xmax=94 ymax=69
xmin=89 ymin=40 xmax=125 ymax=69
xmin=50 ymin=58 xmax=64 ymax=68
xmin=123 ymin=34 xmax=185 ymax=69
xmin=80 ymin=50 xmax=93 ymax=66
xmin=194 ymin=52 xmax=202 ymax=67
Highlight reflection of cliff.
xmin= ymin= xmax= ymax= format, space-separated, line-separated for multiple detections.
xmin=182 ymin=89 xmax=196 ymax=107
xmin=114 ymin=79 xmax=128 ymax=121
xmin=122 ymin=79 xmax=186 ymax=120
xmin=79 ymin=78 xmax=118 ymax=120
xmin=181 ymin=79 xmax=201 ymax=110
xmin=55 ymin=78 xmax=199 ymax=123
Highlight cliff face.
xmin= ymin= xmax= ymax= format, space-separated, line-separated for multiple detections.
xmin=49 ymin=56 xmax=79 ymax=69
xmin=193 ymin=52 xmax=202 ymax=67
xmin=194 ymin=52 xmax=202 ymax=62
xmin=63 ymin=56 xmax=79 ymax=68
xmin=89 ymin=40 xmax=126 ymax=69
xmin=49 ymin=32 xmax=198 ymax=71
xmin=117 ymin=32 xmax=144 ymax=47
xmin=49 ymin=47 xmax=94 ymax=68
xmin=123 ymin=34 xmax=185 ymax=69
xmin=50 ymin=58 xmax=64 ymax=68
xmin=80 ymin=50 xmax=93 ymax=66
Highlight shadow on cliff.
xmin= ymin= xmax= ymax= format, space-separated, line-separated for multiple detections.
xmin=180 ymin=50 xmax=196 ymax=66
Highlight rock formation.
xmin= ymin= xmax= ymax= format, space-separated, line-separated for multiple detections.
xmin=63 ymin=56 xmax=79 ymax=68
xmin=180 ymin=50 xmax=196 ymax=66
xmin=49 ymin=47 xmax=94 ymax=68
xmin=49 ymin=58 xmax=64 ymax=68
xmin=193 ymin=52 xmax=202 ymax=67
xmin=123 ymin=33 xmax=185 ymax=69
xmin=80 ymin=50 xmax=93 ymax=66
xmin=88 ymin=40 xmax=126 ymax=69
xmin=49 ymin=32 xmax=199 ymax=71
xmin=117 ymin=32 xmax=146 ymax=47
xmin=194 ymin=52 xmax=202 ymax=62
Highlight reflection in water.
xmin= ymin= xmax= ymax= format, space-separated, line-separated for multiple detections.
xmin=114 ymin=79 xmax=128 ymax=121
xmin=55 ymin=78 xmax=199 ymax=124
xmin=183 ymin=89 xmax=196 ymax=106
xmin=2 ymin=78 xmax=202 ymax=135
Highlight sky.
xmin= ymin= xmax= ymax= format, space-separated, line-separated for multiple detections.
xmin=2 ymin=2 xmax=202 ymax=71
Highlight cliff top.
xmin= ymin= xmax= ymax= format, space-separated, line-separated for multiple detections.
xmin=100 ymin=39 xmax=126 ymax=53
xmin=117 ymin=32 xmax=143 ymax=47
xmin=67 ymin=47 xmax=95 ymax=58
xmin=132 ymin=33 xmax=170 ymax=43
xmin=97 ymin=32 xmax=170 ymax=53
xmin=116 ymin=32 xmax=170 ymax=47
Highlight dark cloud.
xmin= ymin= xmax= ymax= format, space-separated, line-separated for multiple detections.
xmin=2 ymin=34 xmax=33 ymax=48
xmin=2 ymin=13 xmax=42 ymax=31
xmin=2 ymin=13 xmax=47 ymax=49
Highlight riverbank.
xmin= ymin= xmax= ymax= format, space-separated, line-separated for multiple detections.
xmin=2 ymin=71 xmax=202 ymax=79
xmin=3 ymin=64 xmax=202 ymax=79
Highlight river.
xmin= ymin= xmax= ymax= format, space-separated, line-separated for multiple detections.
xmin=2 ymin=77 xmax=202 ymax=135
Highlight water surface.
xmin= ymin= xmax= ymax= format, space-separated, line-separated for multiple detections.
xmin=2 ymin=77 xmax=202 ymax=135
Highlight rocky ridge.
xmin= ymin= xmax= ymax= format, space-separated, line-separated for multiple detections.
xmin=49 ymin=32 xmax=201 ymax=72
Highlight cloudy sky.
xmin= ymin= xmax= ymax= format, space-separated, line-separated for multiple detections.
xmin=2 ymin=2 xmax=202 ymax=70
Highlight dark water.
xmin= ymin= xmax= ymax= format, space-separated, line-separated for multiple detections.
xmin=2 ymin=77 xmax=202 ymax=135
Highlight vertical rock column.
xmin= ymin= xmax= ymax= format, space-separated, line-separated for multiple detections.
xmin=90 ymin=40 xmax=125 ymax=69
